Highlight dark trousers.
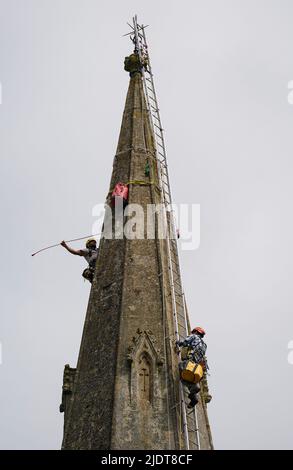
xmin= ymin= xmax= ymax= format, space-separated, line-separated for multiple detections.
xmin=179 ymin=361 xmax=201 ymax=406
xmin=82 ymin=263 xmax=95 ymax=283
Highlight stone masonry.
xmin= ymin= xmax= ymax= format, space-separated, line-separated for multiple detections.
xmin=60 ymin=68 xmax=213 ymax=450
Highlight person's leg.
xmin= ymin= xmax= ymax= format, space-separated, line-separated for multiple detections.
xmin=187 ymin=383 xmax=200 ymax=408
xmin=190 ymin=383 xmax=200 ymax=396
xmin=82 ymin=268 xmax=93 ymax=283
xmin=180 ymin=364 xmax=200 ymax=408
xmin=188 ymin=394 xmax=199 ymax=408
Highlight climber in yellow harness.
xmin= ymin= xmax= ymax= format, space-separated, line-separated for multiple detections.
xmin=61 ymin=238 xmax=98 ymax=283
xmin=176 ymin=327 xmax=208 ymax=408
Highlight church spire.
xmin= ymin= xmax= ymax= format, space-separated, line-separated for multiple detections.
xmin=60 ymin=18 xmax=213 ymax=450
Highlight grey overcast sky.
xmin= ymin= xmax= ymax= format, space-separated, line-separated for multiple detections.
xmin=0 ymin=0 xmax=293 ymax=450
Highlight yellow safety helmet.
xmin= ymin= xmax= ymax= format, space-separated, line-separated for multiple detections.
xmin=86 ymin=238 xmax=96 ymax=249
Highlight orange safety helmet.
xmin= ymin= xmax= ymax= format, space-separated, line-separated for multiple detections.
xmin=192 ymin=326 xmax=206 ymax=336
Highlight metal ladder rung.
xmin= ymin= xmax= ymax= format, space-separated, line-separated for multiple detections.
xmin=175 ymin=297 xmax=184 ymax=307
xmin=146 ymin=92 xmax=157 ymax=102
xmin=170 ymin=244 xmax=179 ymax=253
xmin=173 ymin=283 xmax=182 ymax=294
xmin=177 ymin=317 xmax=187 ymax=327
xmin=164 ymin=197 xmax=171 ymax=206
xmin=172 ymin=276 xmax=182 ymax=287
xmin=175 ymin=304 xmax=184 ymax=313
xmin=177 ymin=321 xmax=187 ymax=330
xmin=156 ymin=141 xmax=164 ymax=149
xmin=170 ymin=250 xmax=179 ymax=261
xmin=170 ymin=248 xmax=179 ymax=257
xmin=160 ymin=171 xmax=168 ymax=180
xmin=155 ymin=130 xmax=163 ymax=138
xmin=155 ymin=132 xmax=164 ymax=140
xmin=188 ymin=441 xmax=200 ymax=448
xmin=163 ymin=195 xmax=171 ymax=205
xmin=172 ymin=278 xmax=182 ymax=289
xmin=174 ymin=293 xmax=184 ymax=303
xmin=161 ymin=173 xmax=169 ymax=184
xmin=169 ymin=260 xmax=179 ymax=272
xmin=177 ymin=308 xmax=186 ymax=316
xmin=178 ymin=330 xmax=188 ymax=338
xmin=159 ymin=165 xmax=168 ymax=173
xmin=178 ymin=325 xmax=186 ymax=334
xmin=186 ymin=414 xmax=197 ymax=422
xmin=174 ymin=290 xmax=184 ymax=299
xmin=171 ymin=258 xmax=180 ymax=268
xmin=170 ymin=249 xmax=179 ymax=258
xmin=187 ymin=428 xmax=199 ymax=434
xmin=162 ymin=187 xmax=170 ymax=197
xmin=174 ymin=304 xmax=184 ymax=314
xmin=163 ymin=187 xmax=170 ymax=199
xmin=170 ymin=252 xmax=178 ymax=261
xmin=159 ymin=163 xmax=167 ymax=172
xmin=170 ymin=252 xmax=179 ymax=262
xmin=170 ymin=243 xmax=178 ymax=251
xmin=177 ymin=315 xmax=186 ymax=325
xmin=172 ymin=266 xmax=181 ymax=277
xmin=175 ymin=295 xmax=184 ymax=304
xmin=177 ymin=325 xmax=187 ymax=334
xmin=145 ymin=69 xmax=153 ymax=76
xmin=159 ymin=159 xmax=167 ymax=167
xmin=171 ymin=279 xmax=181 ymax=289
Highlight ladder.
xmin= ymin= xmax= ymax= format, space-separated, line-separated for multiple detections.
xmin=127 ymin=15 xmax=201 ymax=451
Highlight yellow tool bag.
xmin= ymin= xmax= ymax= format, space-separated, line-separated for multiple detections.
xmin=181 ymin=361 xmax=204 ymax=384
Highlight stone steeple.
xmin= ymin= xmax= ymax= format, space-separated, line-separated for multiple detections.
xmin=60 ymin=60 xmax=213 ymax=450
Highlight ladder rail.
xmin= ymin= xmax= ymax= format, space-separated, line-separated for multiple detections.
xmin=133 ymin=23 xmax=189 ymax=449
xmin=183 ymin=293 xmax=201 ymax=450
xmin=130 ymin=16 xmax=200 ymax=451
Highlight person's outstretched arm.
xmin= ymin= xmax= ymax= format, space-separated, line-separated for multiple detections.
xmin=60 ymin=241 xmax=83 ymax=256
xmin=176 ymin=335 xmax=191 ymax=348
xmin=179 ymin=334 xmax=195 ymax=347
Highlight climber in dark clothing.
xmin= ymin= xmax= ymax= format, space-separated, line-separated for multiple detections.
xmin=61 ymin=238 xmax=98 ymax=283
xmin=176 ymin=327 xmax=208 ymax=408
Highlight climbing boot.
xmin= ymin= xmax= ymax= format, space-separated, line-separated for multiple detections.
xmin=188 ymin=395 xmax=199 ymax=409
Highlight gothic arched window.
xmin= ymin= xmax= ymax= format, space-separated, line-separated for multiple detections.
xmin=138 ymin=354 xmax=151 ymax=403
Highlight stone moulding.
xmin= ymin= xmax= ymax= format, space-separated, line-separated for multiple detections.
xmin=127 ymin=329 xmax=164 ymax=407
xmin=127 ymin=328 xmax=164 ymax=366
